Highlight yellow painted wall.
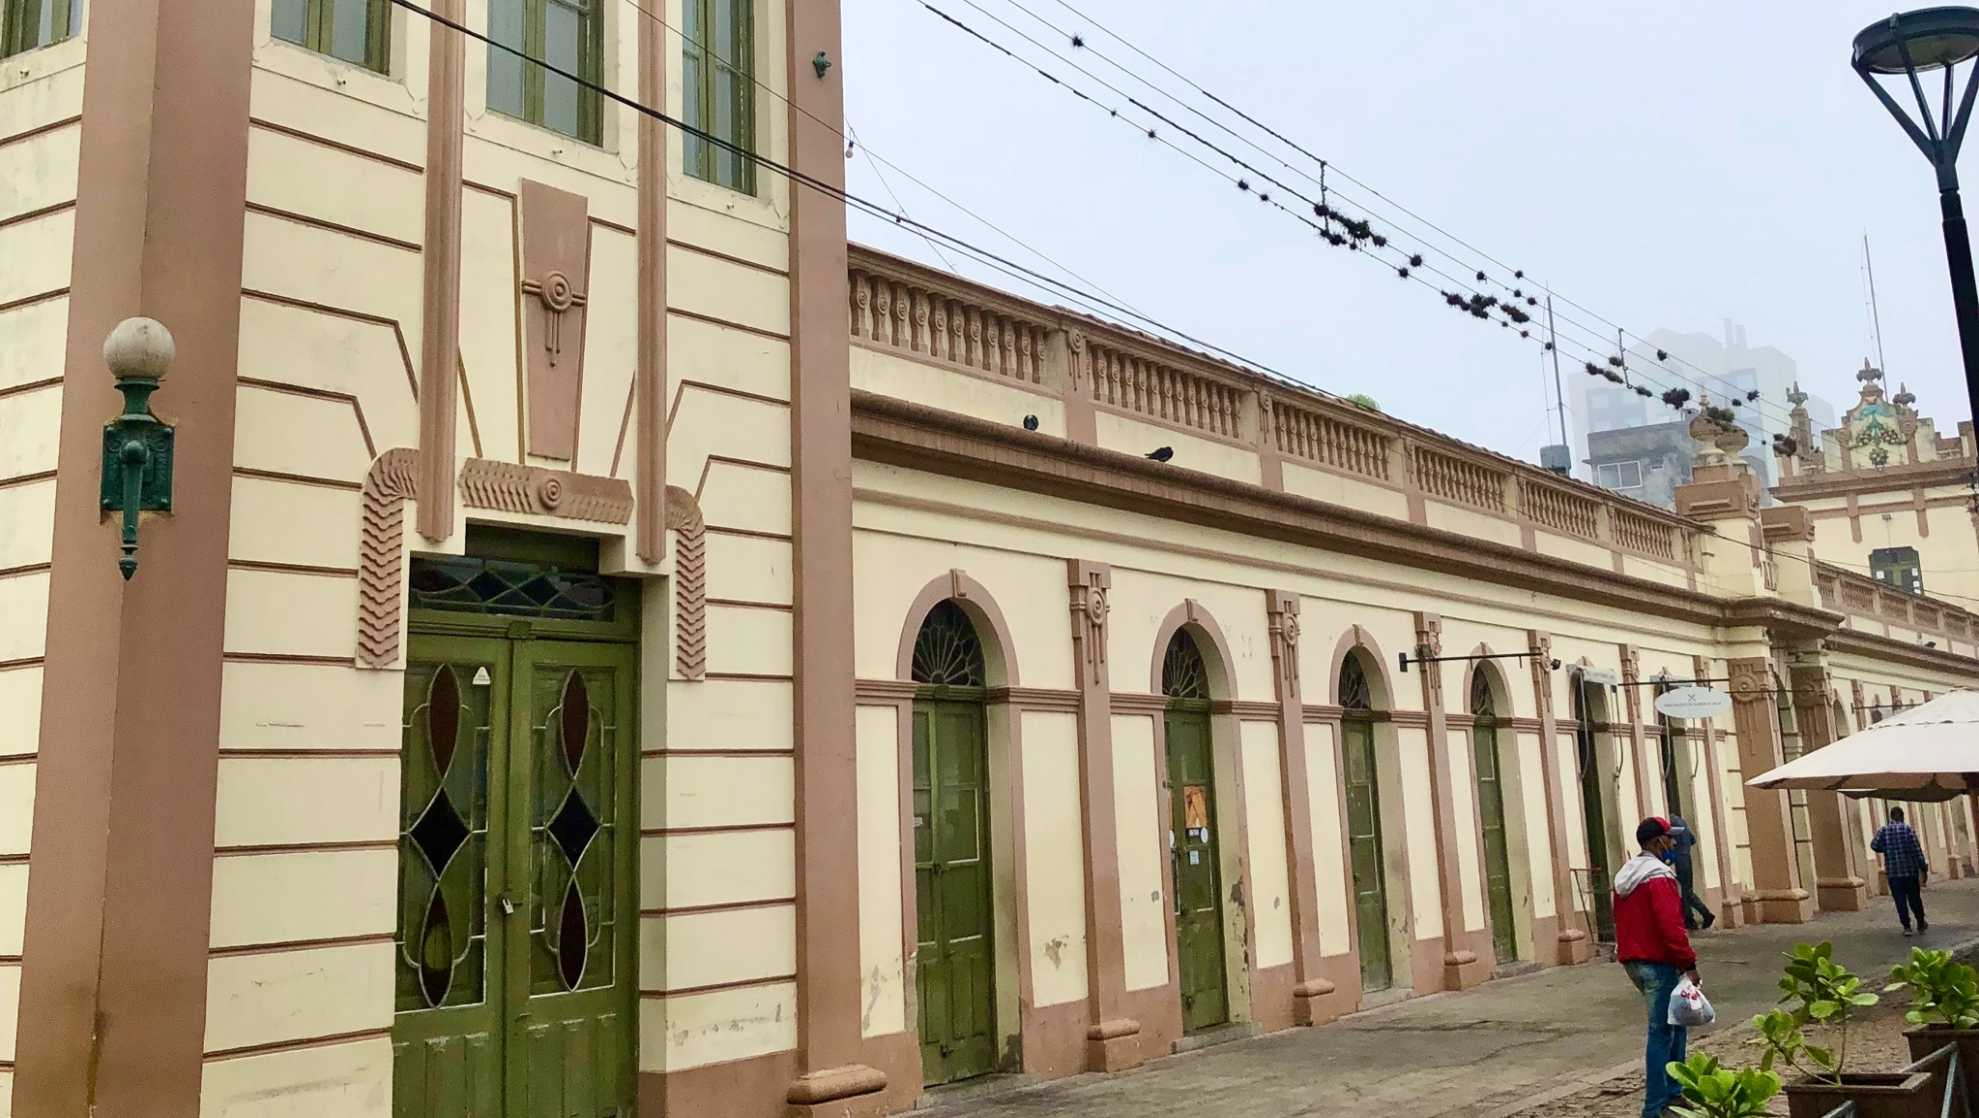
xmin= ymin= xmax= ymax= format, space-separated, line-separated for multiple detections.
xmin=1112 ymin=714 xmax=1169 ymax=992
xmin=1241 ymin=720 xmax=1294 ymax=970
xmin=1304 ymin=722 xmax=1352 ymax=956
xmin=1396 ymin=727 xmax=1442 ymax=943
xmin=1022 ymin=711 xmax=1089 ymax=1007
xmin=855 ymin=705 xmax=905 ymax=1039
xmin=852 ymin=345 xmax=1064 ymax=436
xmin=1515 ymin=731 xmax=1554 ymax=921
xmin=1447 ymin=727 xmax=1486 ymax=932
xmin=1093 ymin=411 xmax=1261 ymax=486
xmin=1279 ymin=462 xmax=1410 ymax=521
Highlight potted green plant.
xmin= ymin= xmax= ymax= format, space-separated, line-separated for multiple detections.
xmin=1888 ymin=947 xmax=1979 ymax=1104
xmin=1758 ymin=943 xmax=1934 ymax=1118
xmin=1666 ymin=1053 xmax=1781 ymax=1117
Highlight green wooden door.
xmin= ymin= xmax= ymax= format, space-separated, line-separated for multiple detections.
xmin=913 ymin=701 xmax=996 ymax=1086
xmin=394 ymin=633 xmax=636 ymax=1118
xmin=1165 ymin=710 xmax=1228 ymax=1033
xmin=1472 ymin=722 xmax=1518 ymax=965
xmin=1342 ymin=719 xmax=1392 ymax=993
xmin=1574 ymin=683 xmax=1614 ymax=943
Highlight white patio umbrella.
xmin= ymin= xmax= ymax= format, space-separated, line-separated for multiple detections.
xmin=1747 ymin=689 xmax=1979 ymax=800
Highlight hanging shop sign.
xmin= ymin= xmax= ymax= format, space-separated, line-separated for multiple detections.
xmin=1654 ymin=685 xmax=1733 ymax=720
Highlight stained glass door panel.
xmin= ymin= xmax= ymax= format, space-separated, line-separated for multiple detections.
xmin=394 ymin=638 xmax=508 ymax=1118
xmin=509 ymin=640 xmax=636 ymax=1117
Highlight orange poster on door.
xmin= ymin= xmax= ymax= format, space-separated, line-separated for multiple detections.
xmin=1183 ymin=785 xmax=1209 ymax=832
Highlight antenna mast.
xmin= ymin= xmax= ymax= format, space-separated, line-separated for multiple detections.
xmin=1864 ymin=233 xmax=1889 ymax=374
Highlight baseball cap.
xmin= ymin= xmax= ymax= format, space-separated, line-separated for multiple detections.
xmin=1636 ymin=816 xmax=1672 ymax=846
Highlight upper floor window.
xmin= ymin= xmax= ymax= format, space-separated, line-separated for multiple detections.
xmin=1 ymin=0 xmax=78 ymax=59
xmin=488 ymin=0 xmax=603 ymax=144
xmin=1869 ymin=546 xmax=1924 ymax=595
xmin=682 ymin=0 xmax=755 ymax=192
xmin=1595 ymin=460 xmax=1644 ymax=492
xmin=273 ymin=0 xmax=389 ymax=73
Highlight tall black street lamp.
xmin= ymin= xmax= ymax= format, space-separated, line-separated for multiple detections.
xmin=1854 ymin=7 xmax=1979 ymax=415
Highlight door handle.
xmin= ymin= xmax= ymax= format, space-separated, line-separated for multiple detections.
xmin=500 ymin=891 xmax=517 ymax=916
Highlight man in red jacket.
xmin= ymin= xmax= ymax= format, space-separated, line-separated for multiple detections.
xmin=1613 ymin=816 xmax=1701 ymax=1117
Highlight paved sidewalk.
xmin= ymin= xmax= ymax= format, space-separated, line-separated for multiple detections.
xmin=906 ymin=880 xmax=1979 ymax=1118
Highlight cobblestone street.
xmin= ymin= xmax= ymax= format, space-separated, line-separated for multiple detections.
xmin=906 ymin=880 xmax=1979 ymax=1118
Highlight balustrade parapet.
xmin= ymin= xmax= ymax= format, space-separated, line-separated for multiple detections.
xmin=847 ymin=243 xmax=1706 ymax=570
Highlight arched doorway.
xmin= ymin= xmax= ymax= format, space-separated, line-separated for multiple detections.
xmin=1653 ymin=677 xmax=1688 ymax=821
xmin=909 ymin=601 xmax=996 ymax=1086
xmin=1469 ymin=670 xmax=1518 ymax=966
xmin=1162 ymin=628 xmax=1229 ymax=1033
xmin=1340 ymin=653 xmax=1393 ymax=992
xmin=1570 ymin=672 xmax=1615 ymax=942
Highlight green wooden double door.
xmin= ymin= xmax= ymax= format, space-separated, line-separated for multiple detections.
xmin=1165 ymin=709 xmax=1229 ymax=1034
xmin=393 ymin=629 xmax=637 ymax=1118
xmin=914 ymin=700 xmax=998 ymax=1086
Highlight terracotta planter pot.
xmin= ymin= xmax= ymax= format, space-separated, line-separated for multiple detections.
xmin=1904 ymin=1028 xmax=1979 ymax=1111
xmin=1783 ymin=1072 xmax=1937 ymax=1118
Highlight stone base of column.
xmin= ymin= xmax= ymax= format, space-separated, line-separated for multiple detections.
xmin=1555 ymin=928 xmax=1593 ymax=966
xmin=1714 ymin=894 xmax=1745 ymax=929
xmin=1756 ymin=889 xmax=1814 ymax=924
xmin=1085 ymin=1018 xmax=1142 ymax=1072
xmin=1815 ymin=877 xmax=1870 ymax=912
xmin=1292 ymin=978 xmax=1337 ymax=1026
xmin=785 ymin=1066 xmax=888 ymax=1118
xmin=1442 ymin=947 xmax=1491 ymax=992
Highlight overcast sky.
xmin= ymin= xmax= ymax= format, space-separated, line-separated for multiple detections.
xmin=839 ymin=0 xmax=1974 ymax=462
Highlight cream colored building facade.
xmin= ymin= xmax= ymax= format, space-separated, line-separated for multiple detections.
xmin=1 ymin=2 xmax=1977 ymax=1117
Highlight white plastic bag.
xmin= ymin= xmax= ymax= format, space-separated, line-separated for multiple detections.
xmin=1668 ymin=975 xmax=1715 ymax=1027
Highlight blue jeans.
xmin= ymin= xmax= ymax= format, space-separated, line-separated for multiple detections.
xmin=1625 ymin=961 xmax=1689 ymax=1117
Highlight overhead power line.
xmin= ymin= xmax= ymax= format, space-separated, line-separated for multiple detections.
xmin=1006 ymin=0 xmax=1800 ymax=427
xmin=913 ymin=0 xmax=1791 ymax=428
xmin=386 ymin=0 xmax=1339 ymax=401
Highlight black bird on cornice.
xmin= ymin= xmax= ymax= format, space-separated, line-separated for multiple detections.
xmin=1146 ymin=446 xmax=1174 ymax=462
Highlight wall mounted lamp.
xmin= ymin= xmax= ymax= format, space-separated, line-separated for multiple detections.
xmin=100 ymin=317 xmax=175 ymax=580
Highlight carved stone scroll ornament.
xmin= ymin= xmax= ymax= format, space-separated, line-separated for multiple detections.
xmin=664 ymin=484 xmax=706 ymax=681
xmin=458 ymin=458 xmax=633 ymax=524
xmin=358 ymin=448 xmax=421 ymax=669
xmin=1066 ymin=560 xmax=1111 ymax=677
xmin=1267 ymin=590 xmax=1302 ymax=692
xmin=518 ymin=179 xmax=592 ymax=461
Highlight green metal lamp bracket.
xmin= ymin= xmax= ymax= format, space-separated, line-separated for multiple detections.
xmin=97 ymin=317 xmax=176 ymax=581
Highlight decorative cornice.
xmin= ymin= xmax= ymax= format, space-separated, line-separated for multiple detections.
xmin=1212 ymin=699 xmax=1283 ymax=720
xmin=850 ymin=391 xmax=1725 ymax=626
xmin=854 ymin=679 xmax=918 ymax=703
xmin=989 ymin=686 xmax=1082 ymax=711
xmin=357 ymin=449 xmax=420 ymax=669
xmin=1773 ymin=456 xmax=1976 ymax=501
xmin=459 ymin=458 xmax=634 ymax=524
xmin=665 ymin=484 xmax=706 ymax=681
xmin=1110 ymin=693 xmax=1168 ymax=715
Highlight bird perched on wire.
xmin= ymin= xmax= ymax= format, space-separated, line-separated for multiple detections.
xmin=1146 ymin=446 xmax=1174 ymax=462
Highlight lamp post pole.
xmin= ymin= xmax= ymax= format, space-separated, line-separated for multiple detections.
xmin=1854 ymin=7 xmax=1979 ymax=422
xmin=1935 ymin=170 xmax=1979 ymax=403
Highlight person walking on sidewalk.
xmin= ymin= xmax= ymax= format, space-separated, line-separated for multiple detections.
xmin=1614 ymin=816 xmax=1700 ymax=1118
xmin=1667 ymin=814 xmax=1715 ymax=932
xmin=1872 ymin=805 xmax=1930 ymax=936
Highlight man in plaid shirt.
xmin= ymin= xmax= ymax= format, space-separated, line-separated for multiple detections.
xmin=1872 ymin=806 xmax=1929 ymax=935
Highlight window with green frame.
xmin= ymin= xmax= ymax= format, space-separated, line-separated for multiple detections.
xmin=488 ymin=0 xmax=603 ymax=145
xmin=682 ymin=0 xmax=755 ymax=192
xmin=272 ymin=0 xmax=390 ymax=73
xmin=1 ymin=0 xmax=79 ymax=60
